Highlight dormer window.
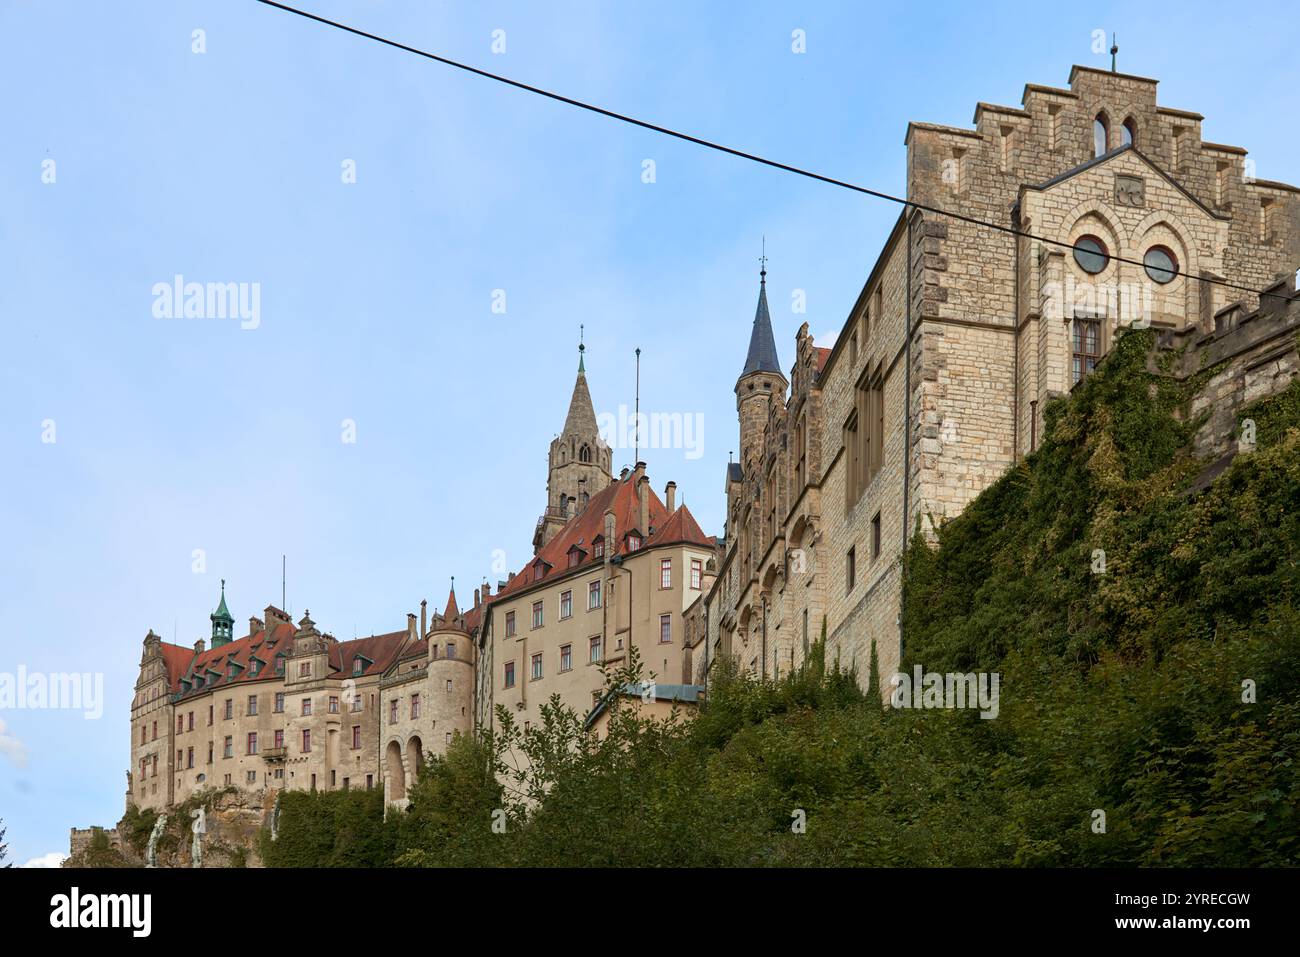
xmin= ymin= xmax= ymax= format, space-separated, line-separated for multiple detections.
xmin=626 ymin=533 xmax=642 ymax=551
xmin=567 ymin=544 xmax=587 ymax=568
xmin=533 ymin=558 xmax=552 ymax=580
xmin=593 ymin=536 xmax=605 ymax=559
xmin=353 ymin=659 xmax=363 ymax=676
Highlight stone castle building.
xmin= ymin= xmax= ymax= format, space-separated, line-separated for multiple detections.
xmin=705 ymin=63 xmax=1299 ymax=689
xmin=124 ymin=61 xmax=1299 ymax=837
xmin=127 ymin=344 xmax=711 ymax=818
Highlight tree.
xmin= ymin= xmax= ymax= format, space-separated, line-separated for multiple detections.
xmin=0 ymin=817 xmax=10 ymax=867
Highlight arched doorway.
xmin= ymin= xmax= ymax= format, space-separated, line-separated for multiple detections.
xmin=385 ymin=740 xmax=406 ymax=803
xmin=406 ymin=736 xmax=424 ymax=786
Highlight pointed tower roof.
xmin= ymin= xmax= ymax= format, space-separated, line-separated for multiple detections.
xmin=740 ymin=262 xmax=781 ymax=378
xmin=562 ymin=336 xmax=600 ymax=437
xmin=443 ymin=578 xmax=459 ymax=620
xmin=212 ymin=580 xmax=232 ymax=621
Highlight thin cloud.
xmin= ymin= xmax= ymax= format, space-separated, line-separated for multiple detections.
xmin=22 ymin=852 xmax=67 ymax=868
xmin=0 ymin=718 xmax=29 ymax=769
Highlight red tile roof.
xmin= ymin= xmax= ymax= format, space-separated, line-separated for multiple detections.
xmin=159 ymin=621 xmax=410 ymax=699
xmin=494 ymin=472 xmax=712 ymax=602
xmin=815 ymin=347 xmax=832 ymax=374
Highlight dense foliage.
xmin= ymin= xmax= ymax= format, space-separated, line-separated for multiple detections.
xmin=265 ymin=329 xmax=1299 ymax=866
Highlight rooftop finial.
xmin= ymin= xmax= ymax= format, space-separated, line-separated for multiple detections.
xmin=759 ymin=236 xmax=768 ymax=283
xmin=578 ymin=324 xmax=585 ymax=373
xmin=1110 ymin=33 xmax=1118 ymax=73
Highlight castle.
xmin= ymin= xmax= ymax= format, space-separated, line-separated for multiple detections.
xmin=126 ymin=63 xmax=1299 ymax=823
xmin=128 ymin=341 xmax=716 ymax=815
xmin=699 ymin=63 xmax=1300 ymax=689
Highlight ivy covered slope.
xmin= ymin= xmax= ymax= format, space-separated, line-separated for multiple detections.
xmin=902 ymin=326 xmax=1300 ymax=865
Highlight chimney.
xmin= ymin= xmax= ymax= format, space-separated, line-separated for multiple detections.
xmin=619 ymin=466 xmax=630 ymax=480
xmin=420 ymin=599 xmax=427 ymax=640
xmin=637 ymin=472 xmax=649 ymax=538
xmin=249 ymin=616 xmax=263 ymax=636
xmin=497 ymin=580 xmax=507 ymax=593
xmin=194 ymin=638 xmax=205 ymax=655
xmin=665 ymin=481 xmax=677 ymax=513
xmin=407 ymin=613 xmax=417 ymax=641
xmin=474 ymin=587 xmax=481 ymax=607
xmin=604 ymin=508 xmax=616 ymax=566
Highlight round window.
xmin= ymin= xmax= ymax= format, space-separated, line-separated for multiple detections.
xmin=1073 ymin=236 xmax=1109 ymax=274
xmin=1144 ymin=246 xmax=1178 ymax=284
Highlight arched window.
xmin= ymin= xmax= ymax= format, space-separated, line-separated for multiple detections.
xmin=1093 ymin=114 xmax=1109 ymax=158
xmin=578 ymin=443 xmax=591 ymax=463
xmin=1121 ymin=118 xmax=1136 ymax=148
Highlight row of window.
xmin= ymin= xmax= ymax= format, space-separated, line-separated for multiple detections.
xmin=500 ymin=614 xmax=675 ymax=688
xmin=164 ymin=721 xmax=377 ymax=770
xmin=504 ymin=560 xmax=703 ymax=637
xmin=385 ymin=681 xmax=456 ymax=724
xmin=1093 ymin=113 xmax=1138 ymax=159
xmin=1073 ymin=235 xmax=1179 ymax=285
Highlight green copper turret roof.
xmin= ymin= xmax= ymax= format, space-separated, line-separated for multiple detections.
xmin=212 ymin=579 xmax=232 ymax=622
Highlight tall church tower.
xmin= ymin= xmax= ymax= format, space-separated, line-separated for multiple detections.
xmin=535 ymin=334 xmax=612 ymax=551
xmin=735 ymin=260 xmax=786 ymax=471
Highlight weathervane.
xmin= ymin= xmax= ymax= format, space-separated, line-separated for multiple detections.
xmin=759 ymin=236 xmax=768 ymax=282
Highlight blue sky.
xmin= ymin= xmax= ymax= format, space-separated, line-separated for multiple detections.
xmin=1 ymin=1 xmax=1296 ymax=866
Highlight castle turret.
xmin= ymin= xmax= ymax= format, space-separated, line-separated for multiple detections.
xmin=210 ymin=580 xmax=234 ymax=647
xmin=536 ymin=332 xmax=613 ymax=551
xmin=426 ymin=580 xmax=475 ymax=753
xmin=735 ymin=261 xmax=786 ymax=471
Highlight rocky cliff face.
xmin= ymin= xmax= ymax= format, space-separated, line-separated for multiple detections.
xmin=65 ymin=787 xmax=276 ymax=868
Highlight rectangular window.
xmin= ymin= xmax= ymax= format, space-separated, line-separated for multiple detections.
xmin=690 ymin=558 xmax=703 ymax=590
xmin=410 ymin=694 xmax=420 ymax=720
xmin=177 ymin=715 xmax=184 ymax=734
xmin=590 ymin=635 xmax=602 ymax=663
xmin=505 ymin=611 xmax=516 ymax=637
xmin=594 ymin=540 xmax=604 ymax=559
xmin=531 ymin=652 xmax=543 ymax=681
xmin=223 ymin=736 xmax=233 ymax=759
xmin=247 ymin=732 xmax=258 ymax=755
xmin=503 ymin=661 xmax=515 ymax=688
xmin=152 ymin=720 xmax=157 ymax=740
xmin=532 ymin=601 xmax=544 ymax=629
xmin=302 ymin=729 xmax=311 ymax=753
xmin=389 ymin=700 xmax=398 ymax=724
xmin=352 ymin=726 xmax=361 ymax=750
xmin=660 ymin=558 xmax=672 ymax=589
xmin=659 ymin=614 xmax=672 ymax=644
xmin=871 ymin=511 xmax=882 ymax=560
xmin=301 ymin=698 xmax=312 ymax=717
xmin=187 ymin=711 xmax=194 ymax=731
xmin=847 ymin=546 xmax=857 ymax=591
xmin=588 ymin=580 xmax=601 ymax=609
xmin=329 ymin=696 xmax=339 ymax=714
xmin=207 ymin=706 xmax=212 ymax=726
xmin=299 ymin=662 xmax=311 ymax=678
xmin=223 ymin=699 xmax=232 ymax=720
xmin=560 ymin=644 xmax=572 ymax=672
xmin=274 ymin=729 xmax=283 ymax=749
xmin=186 ymin=747 xmax=193 ymax=769
xmin=351 ymin=694 xmax=362 ymax=712
xmin=207 ymin=742 xmax=213 ymax=764
xmin=274 ymin=693 xmax=284 ymax=713
xmin=247 ymin=695 xmax=258 ymax=716
xmin=1072 ymin=317 xmax=1101 ymax=385
xmin=446 ymin=732 xmax=453 ymax=746
xmin=560 ymin=590 xmax=573 ymax=620
xmin=447 ymin=642 xmax=456 ymax=659
xmin=247 ymin=770 xmax=257 ymax=785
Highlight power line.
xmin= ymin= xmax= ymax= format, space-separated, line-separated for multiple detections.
xmin=254 ymin=0 xmax=1293 ymax=304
